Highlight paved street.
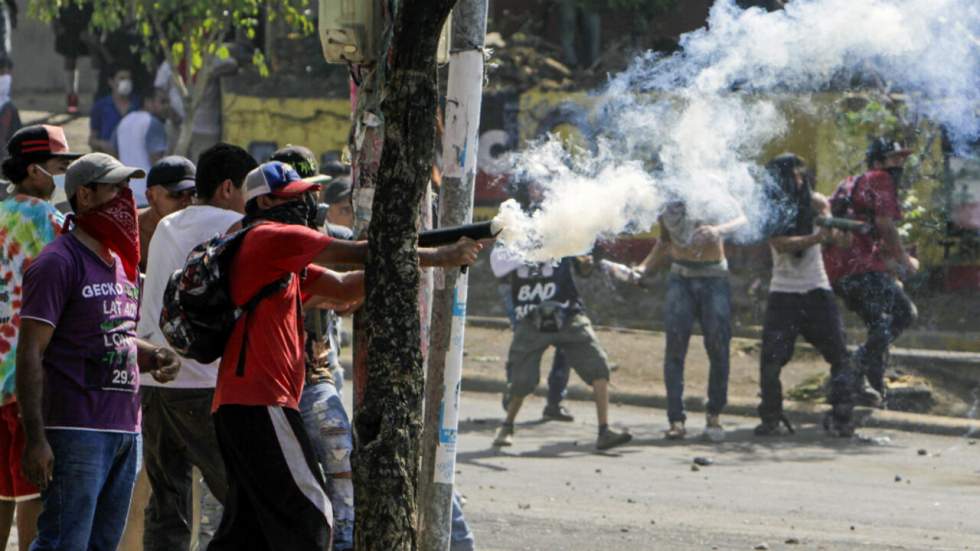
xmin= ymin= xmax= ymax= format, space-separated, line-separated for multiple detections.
xmin=453 ymin=391 xmax=980 ymax=551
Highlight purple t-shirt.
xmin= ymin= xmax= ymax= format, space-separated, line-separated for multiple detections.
xmin=21 ymin=233 xmax=141 ymax=433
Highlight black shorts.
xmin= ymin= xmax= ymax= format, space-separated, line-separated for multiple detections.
xmin=209 ymin=405 xmax=333 ymax=550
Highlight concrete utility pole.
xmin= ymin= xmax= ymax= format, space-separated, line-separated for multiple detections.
xmin=418 ymin=0 xmax=489 ymax=548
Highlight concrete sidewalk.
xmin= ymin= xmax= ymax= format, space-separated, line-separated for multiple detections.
xmin=464 ymin=317 xmax=980 ymax=438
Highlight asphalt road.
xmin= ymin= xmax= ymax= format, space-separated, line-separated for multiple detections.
xmin=452 ymin=391 xmax=980 ymax=551
xmin=6 ymin=389 xmax=979 ymax=550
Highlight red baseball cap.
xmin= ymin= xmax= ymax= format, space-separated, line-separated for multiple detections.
xmin=7 ymin=125 xmax=82 ymax=163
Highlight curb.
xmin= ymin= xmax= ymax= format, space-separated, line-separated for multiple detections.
xmin=461 ymin=374 xmax=980 ymax=438
xmin=465 ymin=317 xmax=980 ymax=388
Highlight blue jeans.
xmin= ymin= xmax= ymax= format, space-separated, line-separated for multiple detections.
xmin=31 ymin=429 xmax=141 ymax=551
xmin=450 ymin=490 xmax=475 ymax=551
xmin=663 ymin=273 xmax=732 ymax=423
xmin=299 ymin=382 xmax=353 ymax=551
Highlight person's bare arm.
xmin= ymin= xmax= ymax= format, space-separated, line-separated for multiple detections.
xmin=88 ymin=135 xmax=114 ymax=154
xmin=637 ymin=221 xmax=673 ymax=274
xmin=694 ymin=209 xmax=749 ymax=242
xmin=303 ymin=270 xmax=365 ymax=306
xmin=313 ymin=237 xmax=483 ymax=268
xmin=876 ymin=215 xmax=917 ymax=274
xmin=15 ymin=320 xmax=55 ymax=489
xmin=715 ymin=213 xmax=748 ymax=235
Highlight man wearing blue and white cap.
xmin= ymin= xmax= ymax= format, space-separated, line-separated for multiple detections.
xmin=208 ymin=161 xmax=484 ymax=549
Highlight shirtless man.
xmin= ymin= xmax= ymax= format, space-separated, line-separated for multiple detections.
xmin=637 ymin=194 xmax=746 ymax=441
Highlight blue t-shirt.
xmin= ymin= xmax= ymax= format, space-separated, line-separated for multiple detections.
xmin=89 ymin=95 xmax=140 ymax=142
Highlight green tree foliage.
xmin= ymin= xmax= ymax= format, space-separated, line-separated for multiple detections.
xmin=30 ymin=0 xmax=313 ymax=155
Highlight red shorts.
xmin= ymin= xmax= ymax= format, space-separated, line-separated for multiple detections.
xmin=0 ymin=402 xmax=40 ymax=501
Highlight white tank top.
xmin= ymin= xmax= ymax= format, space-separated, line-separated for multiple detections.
xmin=769 ymin=243 xmax=831 ymax=293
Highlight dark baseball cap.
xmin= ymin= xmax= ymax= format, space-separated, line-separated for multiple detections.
xmin=65 ymin=153 xmax=145 ymax=199
xmin=271 ymin=145 xmax=318 ymax=178
xmin=866 ymin=137 xmax=912 ymax=164
xmin=147 ymin=156 xmax=196 ymax=193
xmin=7 ymin=125 xmax=82 ymax=164
xmin=322 ymin=176 xmax=352 ymax=204
xmin=321 ymin=159 xmax=351 ymax=177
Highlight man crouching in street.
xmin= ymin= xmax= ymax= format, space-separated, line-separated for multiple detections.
xmin=208 ymin=161 xmax=483 ymax=550
xmin=755 ymin=153 xmax=858 ymax=437
xmin=16 ymin=153 xmax=180 ymax=550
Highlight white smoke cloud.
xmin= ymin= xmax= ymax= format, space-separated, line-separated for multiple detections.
xmin=496 ymin=0 xmax=980 ymax=261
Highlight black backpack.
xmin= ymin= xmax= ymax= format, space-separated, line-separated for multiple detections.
xmin=159 ymin=226 xmax=291 ymax=369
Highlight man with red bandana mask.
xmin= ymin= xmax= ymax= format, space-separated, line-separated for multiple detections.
xmin=15 ymin=152 xmax=182 ymax=550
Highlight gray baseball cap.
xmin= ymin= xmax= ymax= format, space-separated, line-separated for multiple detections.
xmin=65 ymin=153 xmax=146 ymax=200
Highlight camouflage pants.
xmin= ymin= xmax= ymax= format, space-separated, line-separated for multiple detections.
xmin=299 ymin=382 xmax=354 ymax=551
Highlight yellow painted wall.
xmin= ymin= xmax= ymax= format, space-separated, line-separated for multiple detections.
xmin=222 ymin=93 xmax=353 ymax=160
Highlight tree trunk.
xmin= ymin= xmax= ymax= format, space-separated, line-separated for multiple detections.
xmin=418 ymin=0 xmax=489 ymax=547
xmin=352 ymin=1 xmax=457 ymax=550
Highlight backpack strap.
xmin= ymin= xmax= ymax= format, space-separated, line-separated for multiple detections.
xmin=234 ymin=273 xmax=294 ymax=377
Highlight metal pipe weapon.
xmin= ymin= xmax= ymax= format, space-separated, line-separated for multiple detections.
xmin=815 ymin=216 xmax=872 ymax=234
xmin=418 ymin=220 xmax=503 ymax=247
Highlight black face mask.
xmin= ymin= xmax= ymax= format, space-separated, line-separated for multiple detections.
xmin=244 ymin=194 xmax=317 ymax=228
xmin=885 ymin=167 xmax=904 ymax=187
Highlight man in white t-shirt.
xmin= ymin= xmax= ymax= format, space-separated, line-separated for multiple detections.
xmin=755 ymin=153 xmax=857 ymax=437
xmin=112 ymin=88 xmax=170 ymax=207
xmin=137 ymin=143 xmax=256 ymax=550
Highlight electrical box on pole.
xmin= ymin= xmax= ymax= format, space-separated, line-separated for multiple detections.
xmin=319 ymin=0 xmax=452 ymax=64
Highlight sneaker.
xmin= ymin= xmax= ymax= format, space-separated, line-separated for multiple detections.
xmin=492 ymin=424 xmax=514 ymax=447
xmin=596 ymin=428 xmax=632 ymax=451
xmin=856 ymin=381 xmax=883 ymax=408
xmin=825 ymin=404 xmax=857 ymax=438
xmin=664 ymin=421 xmax=686 ymax=440
xmin=753 ymin=419 xmax=783 ymax=437
xmin=67 ymin=93 xmax=79 ymax=114
xmin=542 ymin=404 xmax=575 ymax=422
xmin=703 ymin=414 xmax=725 ymax=442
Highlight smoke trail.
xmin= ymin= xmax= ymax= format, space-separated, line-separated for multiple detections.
xmin=496 ymin=0 xmax=980 ymax=260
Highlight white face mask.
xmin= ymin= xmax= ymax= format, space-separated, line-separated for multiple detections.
xmin=116 ymin=78 xmax=133 ymax=96
xmin=35 ymin=165 xmax=66 ymax=195
xmin=0 ymin=74 xmax=11 ymax=101
xmin=52 ymin=173 xmax=66 ymax=191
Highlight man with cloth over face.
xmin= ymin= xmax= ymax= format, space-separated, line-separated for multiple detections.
xmin=823 ymin=137 xmax=919 ymax=406
xmin=208 ymin=161 xmax=483 ymax=550
xmin=755 ymin=153 xmax=857 ymax=437
xmin=636 ymin=190 xmax=746 ymax=442
xmin=16 ymin=152 xmax=180 ymax=550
